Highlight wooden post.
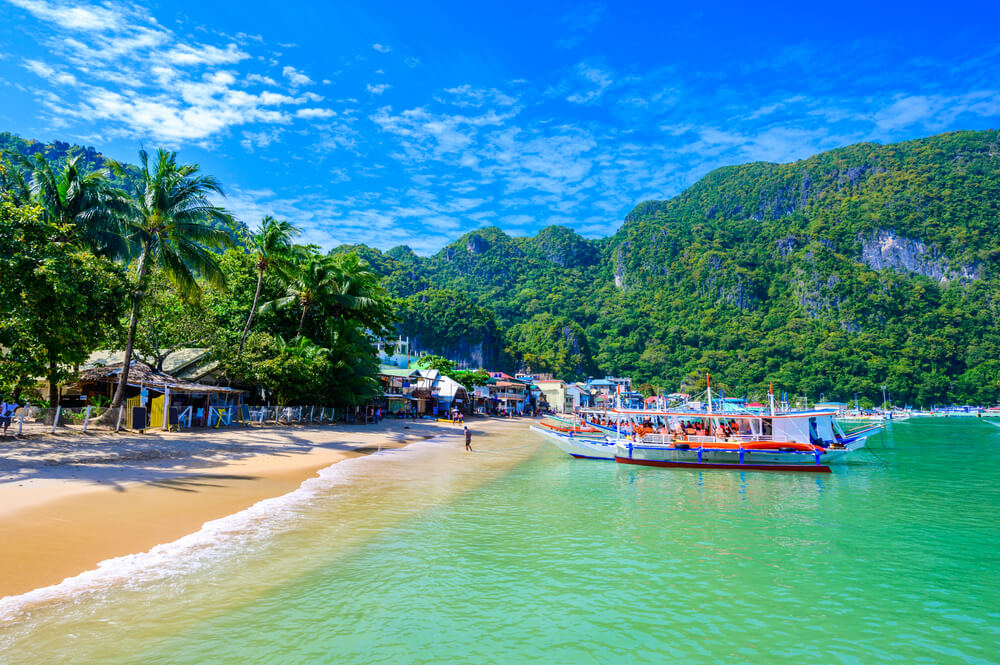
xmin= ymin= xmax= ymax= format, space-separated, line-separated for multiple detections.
xmin=310 ymin=405 xmax=315 ymax=422
xmin=83 ymin=405 xmax=91 ymax=433
xmin=17 ymin=405 xmax=25 ymax=436
xmin=51 ymin=405 xmax=61 ymax=434
xmin=163 ymin=388 xmax=170 ymax=431
xmin=115 ymin=404 xmax=123 ymax=432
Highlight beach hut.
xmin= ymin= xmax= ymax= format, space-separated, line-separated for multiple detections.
xmin=76 ymin=361 xmax=245 ymax=429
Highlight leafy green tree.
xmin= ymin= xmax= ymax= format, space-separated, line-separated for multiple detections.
xmin=0 ymin=186 xmax=125 ymax=404
xmin=505 ymin=314 xmax=596 ymax=381
xmin=415 ymin=355 xmax=491 ymax=390
xmin=118 ymin=268 xmax=214 ymax=371
xmin=415 ymin=354 xmax=456 ymax=373
xmin=233 ymin=333 xmax=327 ymax=406
xmin=395 ymin=289 xmax=507 ymax=368
xmin=110 ymin=149 xmax=236 ymax=408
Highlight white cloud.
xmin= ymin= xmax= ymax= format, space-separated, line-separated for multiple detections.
xmin=439 ymin=84 xmax=517 ymax=108
xmin=366 ymin=83 xmax=391 ymax=95
xmin=372 ymin=43 xmax=391 ymax=53
xmin=22 ymin=58 xmax=76 ymax=85
xmin=246 ymin=73 xmax=277 ymax=86
xmin=165 ymin=42 xmax=249 ymax=66
xmin=241 ymin=128 xmax=283 ymax=151
xmin=297 ymin=107 xmax=336 ymax=119
xmin=565 ymin=62 xmax=613 ymax=104
xmin=282 ymin=66 xmax=312 ymax=87
xmin=6 ymin=0 xmax=127 ymax=31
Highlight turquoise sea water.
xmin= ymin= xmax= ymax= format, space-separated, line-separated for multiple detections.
xmin=2 ymin=418 xmax=1000 ymax=664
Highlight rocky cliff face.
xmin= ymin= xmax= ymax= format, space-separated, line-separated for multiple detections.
xmin=860 ymin=229 xmax=980 ymax=284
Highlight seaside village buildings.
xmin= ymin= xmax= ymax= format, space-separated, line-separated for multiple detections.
xmin=29 ymin=337 xmax=638 ymax=431
xmin=373 ymin=338 xmax=638 ymax=417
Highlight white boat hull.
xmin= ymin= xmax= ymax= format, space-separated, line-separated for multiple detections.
xmin=528 ymin=426 xmax=616 ymax=460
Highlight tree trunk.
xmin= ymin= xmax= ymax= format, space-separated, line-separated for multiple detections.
xmin=47 ymin=356 xmax=59 ymax=407
xmin=297 ymin=303 xmax=308 ymax=338
xmin=111 ymin=244 xmax=151 ymax=408
xmin=238 ymin=267 xmax=264 ymax=356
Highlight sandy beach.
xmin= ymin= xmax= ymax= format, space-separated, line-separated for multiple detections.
xmin=0 ymin=417 xmax=524 ymax=599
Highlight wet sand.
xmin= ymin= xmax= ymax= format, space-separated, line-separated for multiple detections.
xmin=0 ymin=418 xmax=523 ymax=598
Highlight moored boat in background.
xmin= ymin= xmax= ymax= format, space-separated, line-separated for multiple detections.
xmin=528 ymin=424 xmax=616 ymax=460
xmin=532 ymin=379 xmax=881 ymax=472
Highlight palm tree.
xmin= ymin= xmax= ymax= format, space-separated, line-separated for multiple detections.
xmin=260 ymin=251 xmax=393 ymax=340
xmin=6 ymin=152 xmax=129 ymax=257
xmin=325 ymin=253 xmax=392 ymax=333
xmin=110 ymin=149 xmax=236 ymax=408
xmin=238 ymin=216 xmax=299 ymax=356
xmin=260 ymin=252 xmax=338 ymax=338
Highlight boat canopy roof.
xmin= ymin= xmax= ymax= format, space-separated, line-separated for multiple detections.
xmin=581 ymin=407 xmax=838 ymax=420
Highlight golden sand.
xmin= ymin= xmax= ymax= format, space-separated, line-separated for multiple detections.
xmin=0 ymin=418 xmax=519 ymax=598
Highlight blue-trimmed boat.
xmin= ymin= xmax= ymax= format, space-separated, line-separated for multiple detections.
xmin=532 ymin=384 xmax=881 ymax=472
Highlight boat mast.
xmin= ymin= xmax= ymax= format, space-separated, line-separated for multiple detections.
xmin=707 ymin=373 xmax=712 ymax=417
xmin=769 ymin=382 xmax=776 ymax=417
xmin=706 ymin=373 xmax=714 ymax=433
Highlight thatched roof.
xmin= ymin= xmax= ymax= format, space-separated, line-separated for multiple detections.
xmin=77 ymin=361 xmax=242 ymax=394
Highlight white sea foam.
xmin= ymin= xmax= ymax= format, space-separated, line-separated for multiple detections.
xmin=0 ymin=436 xmax=454 ymax=625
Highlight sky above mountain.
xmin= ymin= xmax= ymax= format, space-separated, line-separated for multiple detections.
xmin=1 ymin=0 xmax=999 ymax=254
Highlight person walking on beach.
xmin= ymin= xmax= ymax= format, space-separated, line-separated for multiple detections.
xmin=464 ymin=426 xmax=472 ymax=452
xmin=0 ymin=397 xmax=17 ymax=437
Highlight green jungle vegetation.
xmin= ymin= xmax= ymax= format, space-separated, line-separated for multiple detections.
xmin=0 ymin=141 xmax=392 ymax=408
xmin=2 ymin=129 xmax=999 ymax=407
xmin=337 ymin=129 xmax=1000 ymax=406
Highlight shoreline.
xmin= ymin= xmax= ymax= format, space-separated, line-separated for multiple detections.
xmin=0 ymin=417 xmax=525 ymax=599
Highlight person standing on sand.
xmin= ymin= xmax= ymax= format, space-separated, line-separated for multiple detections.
xmin=0 ymin=397 xmax=17 ymax=437
xmin=464 ymin=426 xmax=472 ymax=451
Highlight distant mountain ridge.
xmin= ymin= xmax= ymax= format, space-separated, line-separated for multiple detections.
xmin=342 ymin=129 xmax=1000 ymax=404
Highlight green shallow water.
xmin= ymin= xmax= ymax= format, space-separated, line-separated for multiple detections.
xmin=3 ymin=419 xmax=1000 ymax=664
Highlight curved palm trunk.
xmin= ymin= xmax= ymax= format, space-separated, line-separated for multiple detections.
xmin=111 ymin=244 xmax=151 ymax=409
xmin=238 ymin=268 xmax=265 ymax=356
xmin=297 ymin=303 xmax=308 ymax=338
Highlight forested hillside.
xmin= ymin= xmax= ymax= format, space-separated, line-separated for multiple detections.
xmin=0 ymin=133 xmax=135 ymax=185
xmin=348 ymin=129 xmax=1000 ymax=405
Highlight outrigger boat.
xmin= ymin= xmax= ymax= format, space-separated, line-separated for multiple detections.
xmin=531 ymin=379 xmax=882 ymax=472
xmin=529 ymin=415 xmax=614 ymax=459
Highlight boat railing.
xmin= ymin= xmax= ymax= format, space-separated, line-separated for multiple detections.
xmin=635 ymin=433 xmax=774 ymax=446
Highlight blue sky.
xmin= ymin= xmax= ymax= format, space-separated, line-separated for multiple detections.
xmin=1 ymin=0 xmax=999 ymax=254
